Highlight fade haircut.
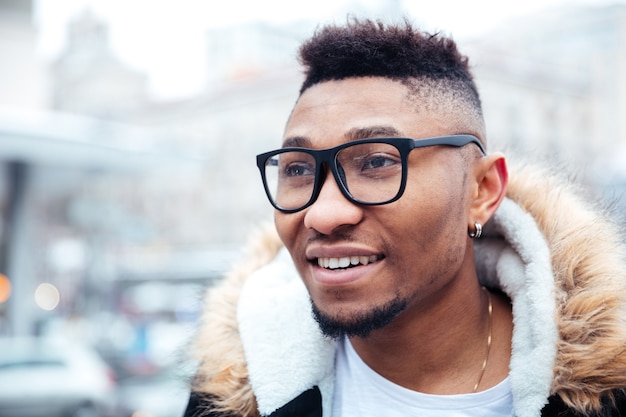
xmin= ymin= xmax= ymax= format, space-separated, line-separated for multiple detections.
xmin=297 ymin=19 xmax=487 ymax=142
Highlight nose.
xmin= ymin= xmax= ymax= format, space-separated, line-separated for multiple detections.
xmin=303 ymin=170 xmax=363 ymax=235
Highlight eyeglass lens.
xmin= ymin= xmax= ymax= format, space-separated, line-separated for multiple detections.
xmin=263 ymin=142 xmax=403 ymax=211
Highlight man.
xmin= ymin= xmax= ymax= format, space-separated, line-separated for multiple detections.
xmin=184 ymin=19 xmax=626 ymax=417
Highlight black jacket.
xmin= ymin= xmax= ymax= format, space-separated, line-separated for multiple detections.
xmin=184 ymin=387 xmax=626 ymax=417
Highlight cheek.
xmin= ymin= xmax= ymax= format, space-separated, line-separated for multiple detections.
xmin=274 ymin=211 xmax=300 ymax=250
xmin=397 ymin=171 xmax=469 ymax=253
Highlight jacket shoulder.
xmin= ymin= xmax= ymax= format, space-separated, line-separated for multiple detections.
xmin=541 ymin=390 xmax=626 ymax=417
xmin=507 ymin=161 xmax=626 ymax=412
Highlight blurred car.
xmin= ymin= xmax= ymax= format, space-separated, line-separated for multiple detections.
xmin=0 ymin=336 xmax=116 ymax=417
xmin=115 ymin=366 xmax=190 ymax=417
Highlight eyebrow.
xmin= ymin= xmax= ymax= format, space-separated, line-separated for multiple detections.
xmin=282 ymin=125 xmax=403 ymax=148
xmin=282 ymin=136 xmax=311 ymax=148
xmin=345 ymin=126 xmax=402 ymax=141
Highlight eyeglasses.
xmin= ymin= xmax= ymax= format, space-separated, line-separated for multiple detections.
xmin=256 ymin=134 xmax=485 ymax=213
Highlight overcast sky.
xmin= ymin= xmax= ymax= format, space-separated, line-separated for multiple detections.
xmin=33 ymin=0 xmax=624 ymax=98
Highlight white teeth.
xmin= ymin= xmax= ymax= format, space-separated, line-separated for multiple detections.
xmin=338 ymin=257 xmax=350 ymax=268
xmin=317 ymin=255 xmax=379 ymax=269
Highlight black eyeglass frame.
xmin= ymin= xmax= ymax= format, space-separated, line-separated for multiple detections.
xmin=256 ymin=134 xmax=486 ymax=213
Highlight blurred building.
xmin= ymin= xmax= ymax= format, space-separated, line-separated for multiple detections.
xmin=0 ymin=1 xmax=219 ymax=344
xmin=50 ymin=9 xmax=150 ymax=119
xmin=467 ymin=3 xmax=626 ymax=222
xmin=44 ymin=14 xmax=310 ymax=248
xmin=0 ymin=0 xmax=47 ymax=109
xmin=470 ymin=4 xmax=626 ymax=175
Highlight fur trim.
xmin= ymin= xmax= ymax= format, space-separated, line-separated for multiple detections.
xmin=505 ymin=161 xmax=626 ymax=414
xmin=237 ymin=248 xmax=337 ymax=416
xmin=476 ymin=197 xmax=558 ymax=417
xmin=189 ymin=223 xmax=282 ymax=417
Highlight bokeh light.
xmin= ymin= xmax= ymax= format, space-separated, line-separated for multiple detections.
xmin=0 ymin=274 xmax=11 ymax=303
xmin=34 ymin=282 xmax=61 ymax=311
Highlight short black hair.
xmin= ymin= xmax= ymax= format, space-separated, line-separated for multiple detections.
xmin=297 ymin=19 xmax=485 ymax=139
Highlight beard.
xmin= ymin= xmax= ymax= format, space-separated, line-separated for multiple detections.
xmin=311 ymin=296 xmax=408 ymax=339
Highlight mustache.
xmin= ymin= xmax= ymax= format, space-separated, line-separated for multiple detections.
xmin=306 ymin=230 xmax=358 ymax=245
xmin=305 ymin=230 xmax=391 ymax=255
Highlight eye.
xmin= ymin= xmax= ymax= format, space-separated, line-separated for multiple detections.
xmin=284 ymin=162 xmax=314 ymax=177
xmin=361 ymin=154 xmax=398 ymax=170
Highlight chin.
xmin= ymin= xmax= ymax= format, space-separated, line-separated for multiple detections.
xmin=310 ymin=296 xmax=408 ymax=339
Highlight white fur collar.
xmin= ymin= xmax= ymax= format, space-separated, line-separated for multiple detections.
xmin=237 ymin=248 xmax=337 ymax=416
xmin=477 ymin=198 xmax=558 ymax=417
xmin=237 ymin=197 xmax=558 ymax=417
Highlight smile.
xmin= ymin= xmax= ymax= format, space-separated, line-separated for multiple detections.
xmin=317 ymin=255 xmax=381 ymax=269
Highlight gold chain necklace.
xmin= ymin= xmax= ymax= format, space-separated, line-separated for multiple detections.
xmin=472 ymin=286 xmax=493 ymax=392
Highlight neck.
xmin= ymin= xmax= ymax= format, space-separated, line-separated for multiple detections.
xmin=349 ymin=282 xmax=509 ymax=394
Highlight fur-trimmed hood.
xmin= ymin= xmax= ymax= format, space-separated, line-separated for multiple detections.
xmin=188 ymin=161 xmax=626 ymax=417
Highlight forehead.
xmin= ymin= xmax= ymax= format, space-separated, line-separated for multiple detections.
xmin=283 ymin=77 xmax=452 ymax=148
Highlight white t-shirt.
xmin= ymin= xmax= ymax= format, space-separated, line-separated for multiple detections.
xmin=332 ymin=338 xmax=514 ymax=417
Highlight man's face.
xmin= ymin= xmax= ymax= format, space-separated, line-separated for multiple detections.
xmin=275 ymin=77 xmax=475 ymax=338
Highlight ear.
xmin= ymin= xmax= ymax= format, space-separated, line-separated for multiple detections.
xmin=469 ymin=152 xmax=508 ymax=228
